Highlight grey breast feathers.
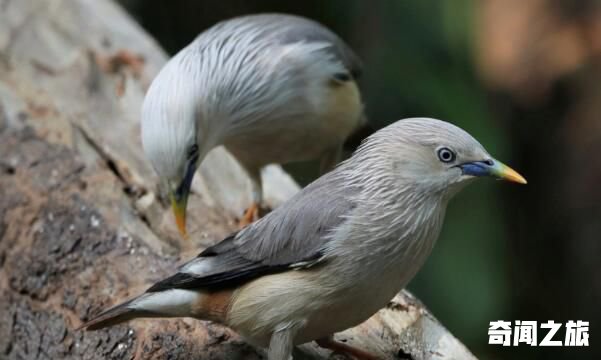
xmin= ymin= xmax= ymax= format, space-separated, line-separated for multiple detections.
xmin=147 ymin=168 xmax=359 ymax=293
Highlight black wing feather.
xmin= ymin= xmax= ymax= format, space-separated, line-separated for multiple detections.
xmin=146 ymin=169 xmax=355 ymax=293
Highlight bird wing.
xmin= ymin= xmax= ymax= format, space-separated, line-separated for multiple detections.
xmin=147 ymin=169 xmax=358 ymax=293
xmin=206 ymin=13 xmax=362 ymax=79
xmin=262 ymin=14 xmax=363 ymax=79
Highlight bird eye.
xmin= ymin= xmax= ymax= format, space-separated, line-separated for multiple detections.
xmin=437 ymin=147 xmax=456 ymax=163
xmin=187 ymin=144 xmax=199 ymax=159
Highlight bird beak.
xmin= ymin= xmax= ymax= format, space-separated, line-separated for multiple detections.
xmin=459 ymin=158 xmax=527 ymax=184
xmin=170 ymin=161 xmax=197 ymax=238
xmin=170 ymin=193 xmax=189 ymax=238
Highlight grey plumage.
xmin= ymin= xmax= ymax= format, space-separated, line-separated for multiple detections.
xmin=141 ymin=14 xmax=365 ymax=234
xmin=204 ymin=170 xmax=357 ymax=265
xmin=203 ymin=14 xmax=362 ymax=78
xmin=146 ymin=170 xmax=356 ymax=293
xmin=83 ymin=118 xmax=526 ymax=360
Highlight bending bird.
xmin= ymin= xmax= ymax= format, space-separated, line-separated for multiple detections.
xmin=82 ymin=118 xmax=526 ymax=359
xmin=141 ymin=14 xmax=365 ymax=236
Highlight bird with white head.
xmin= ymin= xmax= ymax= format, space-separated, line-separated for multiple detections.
xmin=141 ymin=14 xmax=365 ymax=236
xmin=82 ymin=118 xmax=526 ymax=360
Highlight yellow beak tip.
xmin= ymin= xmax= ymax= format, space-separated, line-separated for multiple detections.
xmin=175 ymin=218 xmax=188 ymax=239
xmin=171 ymin=200 xmax=189 ymax=239
xmin=501 ymin=165 xmax=527 ymax=185
xmin=175 ymin=214 xmax=188 ymax=239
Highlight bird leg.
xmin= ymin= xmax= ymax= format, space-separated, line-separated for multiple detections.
xmin=315 ymin=336 xmax=380 ymax=360
xmin=239 ymin=202 xmax=260 ymax=228
xmin=268 ymin=324 xmax=302 ymax=360
xmin=239 ymin=168 xmax=265 ymax=228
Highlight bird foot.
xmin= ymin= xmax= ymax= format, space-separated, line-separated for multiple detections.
xmin=239 ymin=203 xmax=259 ymax=228
xmin=238 ymin=203 xmax=270 ymax=228
xmin=315 ymin=337 xmax=380 ymax=360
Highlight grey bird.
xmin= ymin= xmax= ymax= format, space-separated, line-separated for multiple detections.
xmin=141 ymin=14 xmax=365 ymax=236
xmin=81 ymin=118 xmax=526 ymax=359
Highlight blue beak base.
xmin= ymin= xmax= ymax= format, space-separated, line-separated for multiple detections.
xmin=459 ymin=159 xmax=527 ymax=184
xmin=459 ymin=161 xmax=493 ymax=177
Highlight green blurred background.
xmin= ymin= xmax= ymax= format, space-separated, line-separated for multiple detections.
xmin=119 ymin=0 xmax=601 ymax=358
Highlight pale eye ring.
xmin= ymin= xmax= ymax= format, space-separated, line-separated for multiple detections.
xmin=437 ymin=147 xmax=456 ymax=163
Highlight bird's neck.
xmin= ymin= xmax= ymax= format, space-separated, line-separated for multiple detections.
xmin=357 ymin=187 xmax=446 ymax=255
xmin=330 ymin=174 xmax=449 ymax=291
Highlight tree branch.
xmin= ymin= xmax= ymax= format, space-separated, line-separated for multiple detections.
xmin=0 ymin=1 xmax=476 ymax=359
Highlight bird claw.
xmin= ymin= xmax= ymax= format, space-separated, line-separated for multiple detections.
xmin=315 ymin=337 xmax=380 ymax=360
xmin=238 ymin=203 xmax=270 ymax=228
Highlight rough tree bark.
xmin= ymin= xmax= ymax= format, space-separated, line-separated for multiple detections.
xmin=0 ymin=1 xmax=476 ymax=359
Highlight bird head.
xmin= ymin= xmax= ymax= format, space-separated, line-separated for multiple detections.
xmin=356 ymin=118 xmax=526 ymax=200
xmin=141 ymin=64 xmax=206 ymax=238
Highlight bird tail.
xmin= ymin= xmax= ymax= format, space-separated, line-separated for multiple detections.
xmin=77 ymin=289 xmax=203 ymax=331
xmin=77 ymin=297 xmax=155 ymax=331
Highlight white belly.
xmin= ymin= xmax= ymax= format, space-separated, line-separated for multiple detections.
xmin=225 ymin=264 xmax=405 ymax=347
